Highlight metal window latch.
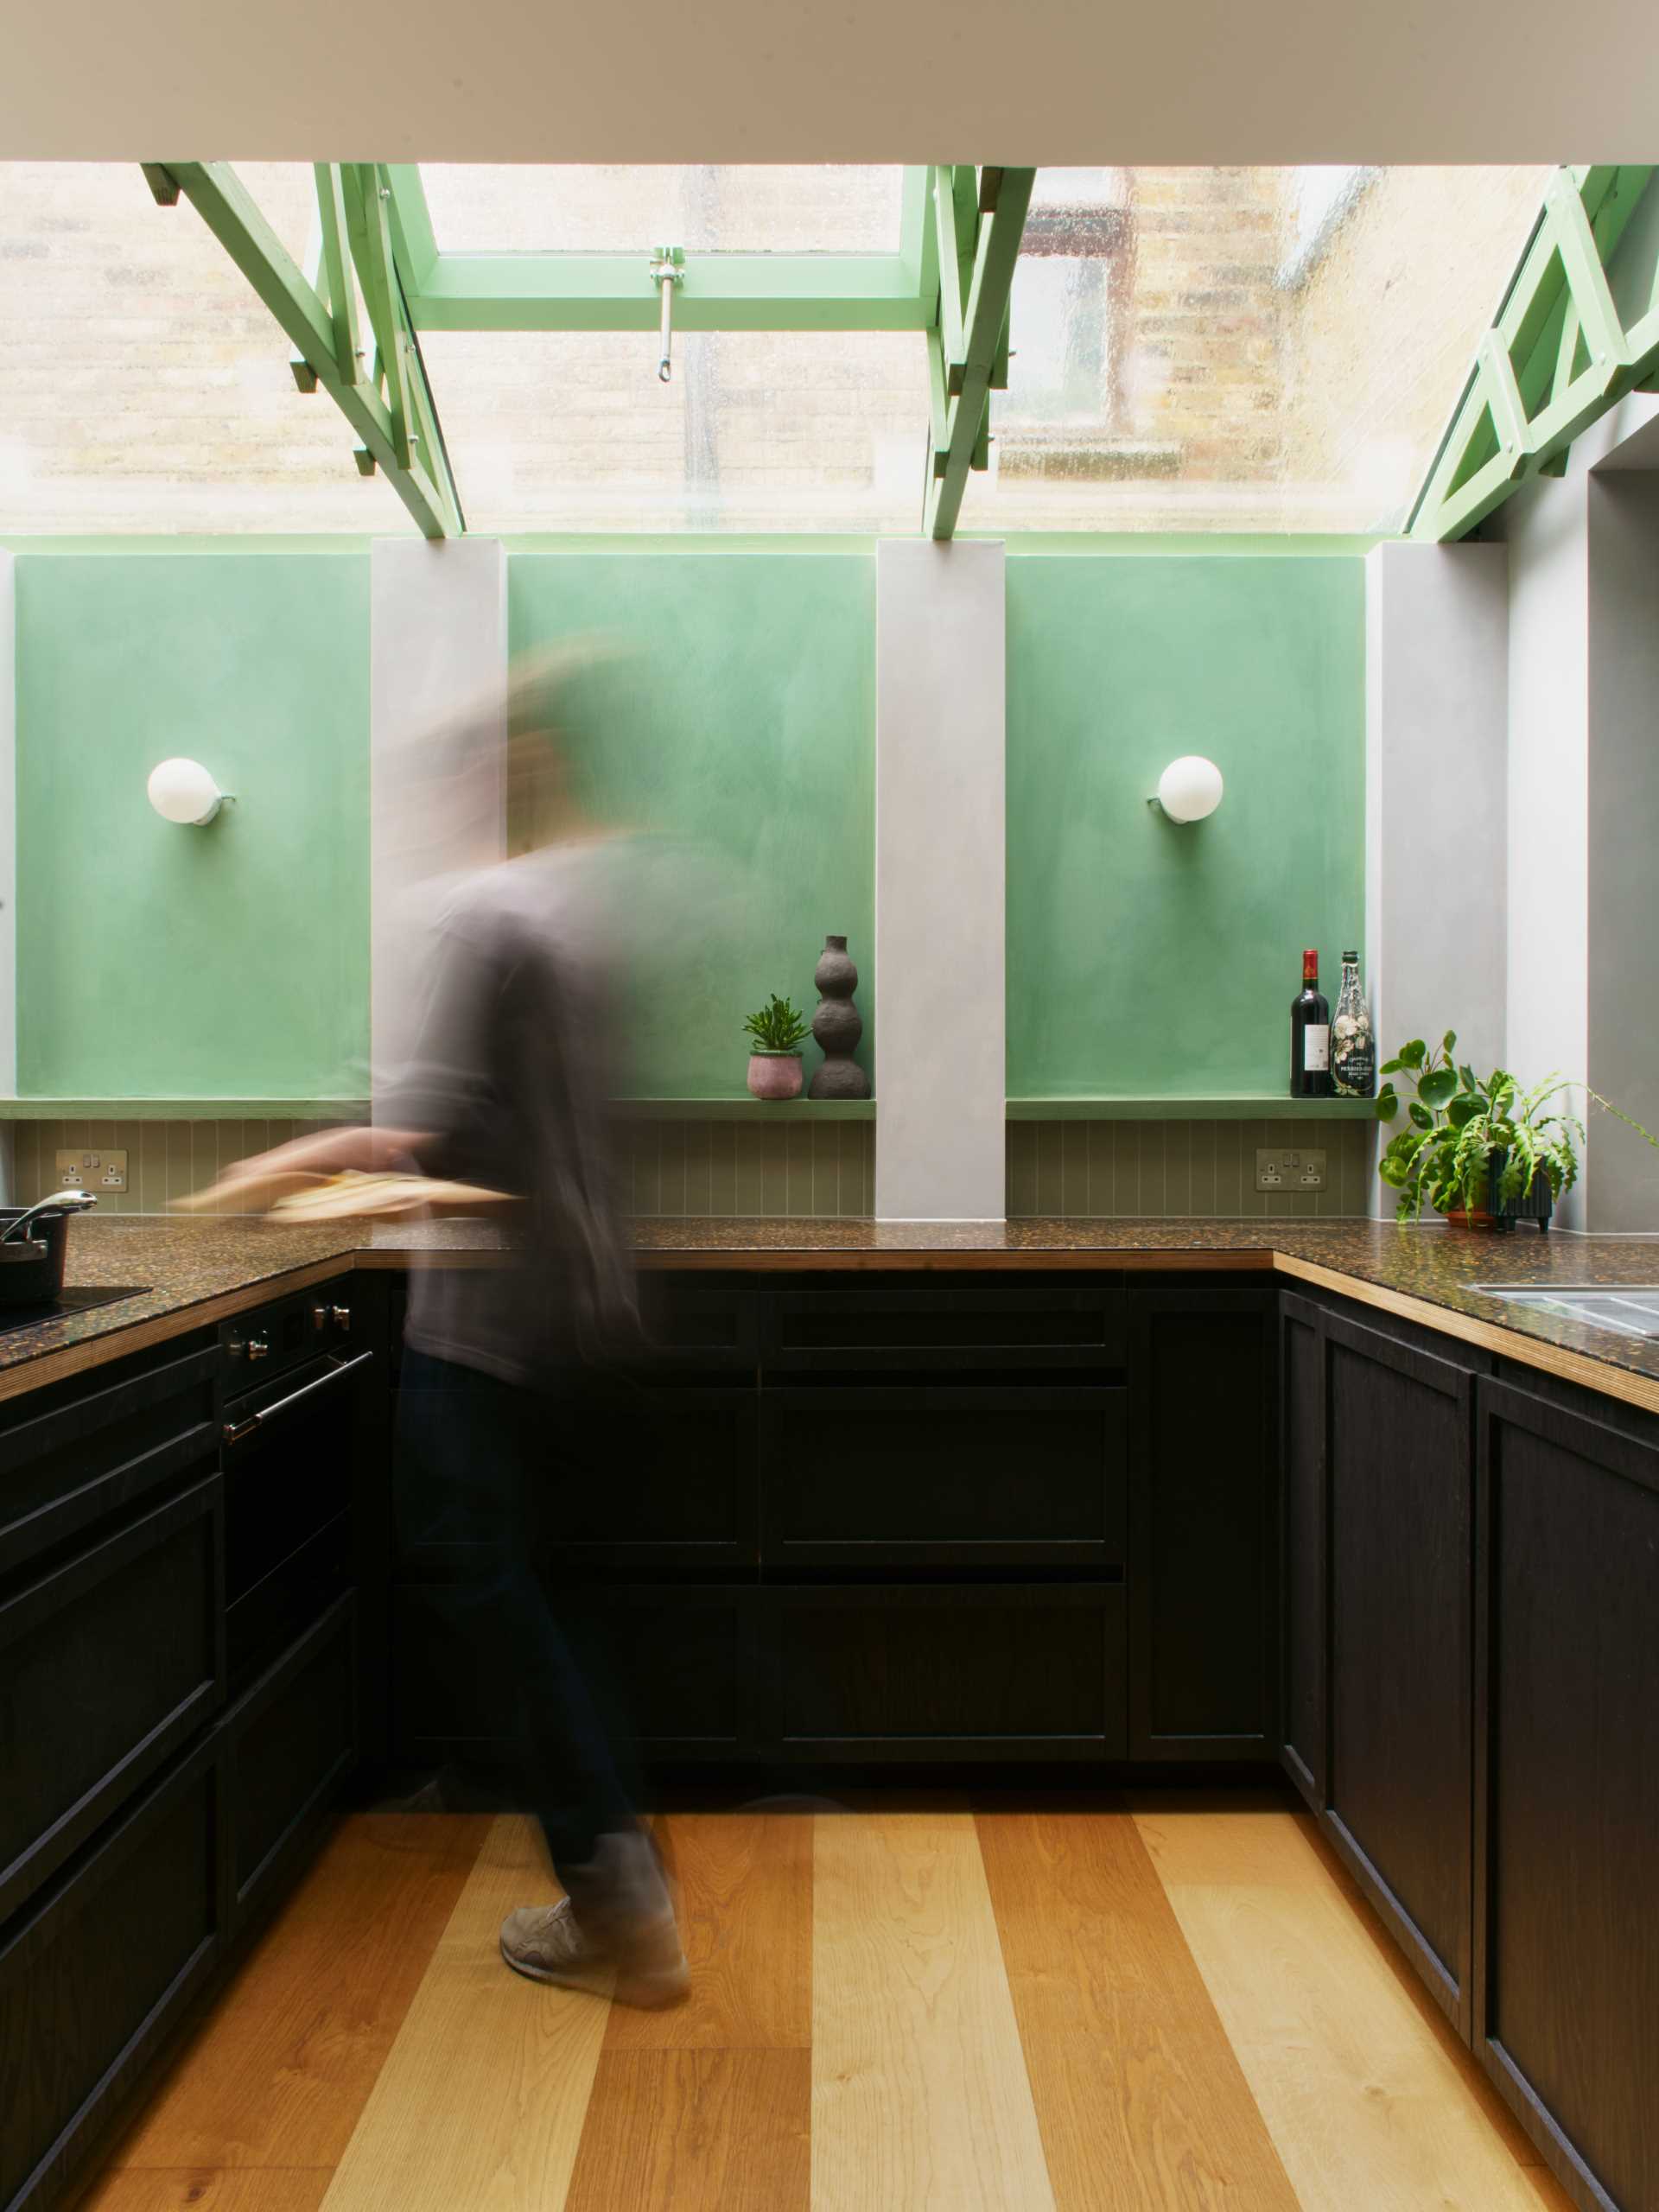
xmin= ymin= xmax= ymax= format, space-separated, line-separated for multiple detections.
xmin=649 ymin=246 xmax=685 ymax=383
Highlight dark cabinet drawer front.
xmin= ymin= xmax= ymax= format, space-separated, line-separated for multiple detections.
xmin=223 ymin=1374 xmax=355 ymax=1607
xmin=0 ymin=1343 xmax=218 ymax=1579
xmin=225 ymin=1510 xmax=351 ymax=1693
xmin=558 ymin=1389 xmax=758 ymax=1569
xmin=766 ymin=1286 xmax=1126 ymax=1371
xmin=0 ymin=1478 xmax=223 ymax=1923
xmin=766 ymin=1584 xmax=1125 ymax=1758
xmin=393 ymin=1582 xmax=753 ymax=1763
xmin=637 ymin=1277 xmax=758 ymax=1369
xmin=762 ymin=1388 xmax=1126 ymax=1567
xmin=0 ymin=1741 xmax=219 ymax=2212
xmin=226 ymin=1593 xmax=357 ymax=1923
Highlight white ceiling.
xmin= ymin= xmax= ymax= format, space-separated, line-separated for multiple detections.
xmin=7 ymin=0 xmax=1657 ymax=164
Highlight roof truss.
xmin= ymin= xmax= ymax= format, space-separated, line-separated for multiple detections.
xmin=143 ymin=161 xmax=465 ymax=538
xmin=143 ymin=160 xmax=1034 ymax=540
xmin=1408 ymin=163 xmax=1658 ymax=540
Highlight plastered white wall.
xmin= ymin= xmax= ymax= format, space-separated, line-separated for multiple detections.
xmin=874 ymin=539 xmax=1006 ymax=1220
xmin=1364 ymin=543 xmax=1509 ymax=1224
xmin=369 ymin=538 xmax=506 ymax=1115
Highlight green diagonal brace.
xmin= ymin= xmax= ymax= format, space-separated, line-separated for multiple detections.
xmin=1407 ymin=163 xmax=1656 ymax=540
xmin=925 ymin=168 xmax=1035 ymax=541
xmin=147 ymin=160 xmax=461 ymax=537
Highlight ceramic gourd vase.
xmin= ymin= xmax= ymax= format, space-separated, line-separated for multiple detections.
xmin=808 ymin=935 xmax=870 ymax=1100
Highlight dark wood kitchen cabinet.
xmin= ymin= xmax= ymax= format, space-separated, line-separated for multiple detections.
xmin=0 ymin=1281 xmax=369 ymax=2212
xmin=1474 ymin=1379 xmax=1659 ymax=2212
xmin=1278 ymin=1294 xmax=1480 ymax=2039
xmin=1128 ymin=1287 xmax=1277 ymax=1759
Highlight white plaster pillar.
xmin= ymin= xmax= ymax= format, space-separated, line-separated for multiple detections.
xmin=0 ymin=553 xmax=15 ymax=1201
xmin=369 ymin=537 xmax=507 ymax=1115
xmin=1364 ymin=540 xmax=1509 ymax=1215
xmin=874 ymin=539 xmax=1006 ymax=1220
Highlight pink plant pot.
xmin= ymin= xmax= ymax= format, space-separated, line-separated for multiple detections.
xmin=747 ymin=1052 xmax=804 ymax=1101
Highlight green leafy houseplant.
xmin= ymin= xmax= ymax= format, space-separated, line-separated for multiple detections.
xmin=1376 ymin=1032 xmax=1657 ymax=1224
xmin=743 ymin=995 xmax=810 ymax=1053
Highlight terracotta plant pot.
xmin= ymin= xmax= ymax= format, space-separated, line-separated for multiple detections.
xmin=747 ymin=1051 xmax=804 ymax=1102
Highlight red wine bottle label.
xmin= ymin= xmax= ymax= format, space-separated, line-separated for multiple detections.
xmin=1302 ymin=1025 xmax=1330 ymax=1072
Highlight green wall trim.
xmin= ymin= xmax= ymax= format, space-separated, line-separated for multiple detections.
xmin=509 ymin=550 xmax=875 ymax=1103
xmin=615 ymin=1098 xmax=874 ymax=1121
xmin=15 ymin=552 xmax=371 ymax=1101
xmin=995 ymin=534 xmax=1388 ymax=558
xmin=1006 ymin=555 xmax=1367 ymax=1102
xmin=0 ymin=1099 xmax=369 ymax=1120
xmin=0 ymin=537 xmax=380 ymax=556
xmin=1007 ymin=1096 xmax=1376 ymax=1121
xmin=500 ymin=535 xmax=881 ymax=556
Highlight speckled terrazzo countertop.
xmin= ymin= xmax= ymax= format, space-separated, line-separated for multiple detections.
xmin=4 ymin=1213 xmax=1659 ymax=1414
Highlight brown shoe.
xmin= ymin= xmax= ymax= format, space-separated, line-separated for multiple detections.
xmin=499 ymin=1896 xmax=690 ymax=2010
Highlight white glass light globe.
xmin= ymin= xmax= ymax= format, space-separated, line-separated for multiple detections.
xmin=1155 ymin=755 xmax=1224 ymax=823
xmin=147 ymin=758 xmax=223 ymax=826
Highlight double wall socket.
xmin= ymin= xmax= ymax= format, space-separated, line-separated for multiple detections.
xmin=1255 ymin=1146 xmax=1326 ymax=1194
xmin=55 ymin=1147 xmax=128 ymax=1193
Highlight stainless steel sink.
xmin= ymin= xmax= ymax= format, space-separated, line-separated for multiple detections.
xmin=1474 ymin=1285 xmax=1659 ymax=1338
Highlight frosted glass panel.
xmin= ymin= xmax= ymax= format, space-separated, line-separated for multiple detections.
xmin=424 ymin=327 xmax=929 ymax=531
xmin=961 ymin=164 xmax=1551 ymax=535
xmin=0 ymin=163 xmax=415 ymax=533
xmin=419 ymin=166 xmax=906 ymax=255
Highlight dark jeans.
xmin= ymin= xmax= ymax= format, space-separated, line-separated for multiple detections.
xmin=396 ymin=1348 xmax=644 ymax=1885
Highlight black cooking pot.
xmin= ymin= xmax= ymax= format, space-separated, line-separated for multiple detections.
xmin=0 ymin=1193 xmax=99 ymax=1303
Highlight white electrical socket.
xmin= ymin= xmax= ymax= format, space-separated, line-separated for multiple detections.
xmin=1255 ymin=1146 xmax=1326 ymax=1194
xmin=56 ymin=1147 xmax=127 ymax=1193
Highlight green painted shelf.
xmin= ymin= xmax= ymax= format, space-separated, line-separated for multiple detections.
xmin=1006 ymin=1096 xmax=1379 ymax=1122
xmin=613 ymin=1097 xmax=876 ymax=1121
xmin=0 ymin=1098 xmax=371 ymax=1121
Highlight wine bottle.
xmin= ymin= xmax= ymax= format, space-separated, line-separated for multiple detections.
xmin=1290 ymin=949 xmax=1333 ymax=1097
xmin=1332 ymin=950 xmax=1376 ymax=1097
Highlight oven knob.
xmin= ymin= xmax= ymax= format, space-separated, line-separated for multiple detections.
xmin=246 ymin=1333 xmax=270 ymax=1362
xmin=311 ymin=1304 xmax=328 ymax=1332
xmin=331 ymin=1305 xmax=351 ymax=1333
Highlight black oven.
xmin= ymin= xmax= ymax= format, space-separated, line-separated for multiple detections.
xmin=220 ymin=1290 xmax=373 ymax=1689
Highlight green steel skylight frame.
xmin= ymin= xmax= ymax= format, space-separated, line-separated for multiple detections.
xmin=1408 ymin=163 xmax=1659 ymax=540
xmin=141 ymin=159 xmax=1035 ymax=538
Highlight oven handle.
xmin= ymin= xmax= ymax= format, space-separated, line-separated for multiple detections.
xmin=222 ymin=1350 xmax=376 ymax=1447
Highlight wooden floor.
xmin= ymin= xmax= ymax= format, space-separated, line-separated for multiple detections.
xmin=76 ymin=1794 xmax=1576 ymax=2212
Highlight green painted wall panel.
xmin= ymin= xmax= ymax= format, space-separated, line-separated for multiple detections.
xmin=509 ymin=551 xmax=874 ymax=1098
xmin=16 ymin=554 xmax=369 ymax=1099
xmin=1007 ymin=556 xmax=1365 ymax=1098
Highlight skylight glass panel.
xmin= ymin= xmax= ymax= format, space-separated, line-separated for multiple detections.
xmin=959 ymin=164 xmax=1551 ymax=535
xmin=420 ymin=327 xmax=928 ymax=531
xmin=0 ymin=162 xmax=414 ymax=533
xmin=418 ymin=165 xmax=906 ymax=255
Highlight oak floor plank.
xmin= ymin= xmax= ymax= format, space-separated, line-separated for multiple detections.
xmin=111 ymin=1815 xmax=488 ymax=2171
xmin=811 ymin=1808 xmax=1057 ymax=2212
xmin=1135 ymin=1808 xmax=1577 ymax=2212
xmin=605 ymin=1811 xmax=812 ymax=2052
xmin=78 ymin=2171 xmax=334 ymax=2211
xmin=563 ymin=2050 xmax=810 ymax=2211
xmin=976 ymin=1808 xmax=1299 ymax=2210
xmin=317 ymin=1815 xmax=611 ymax=2212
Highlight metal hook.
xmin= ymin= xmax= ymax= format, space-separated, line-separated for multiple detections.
xmin=649 ymin=246 xmax=684 ymax=385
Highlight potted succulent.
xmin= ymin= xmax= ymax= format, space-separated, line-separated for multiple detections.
xmin=743 ymin=994 xmax=810 ymax=1101
xmin=1376 ymin=1033 xmax=1657 ymax=1230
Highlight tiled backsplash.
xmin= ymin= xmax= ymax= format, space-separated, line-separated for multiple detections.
xmin=8 ymin=1114 xmax=1370 ymax=1222
xmin=622 ymin=1119 xmax=874 ymax=1218
xmin=7 ymin=1120 xmax=343 ymax=1215
xmin=6 ymin=1116 xmax=879 ymax=1222
xmin=1007 ymin=1117 xmax=1377 ymax=1219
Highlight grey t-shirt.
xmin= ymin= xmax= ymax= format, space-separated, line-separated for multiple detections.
xmin=391 ymin=842 xmax=640 ymax=1387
